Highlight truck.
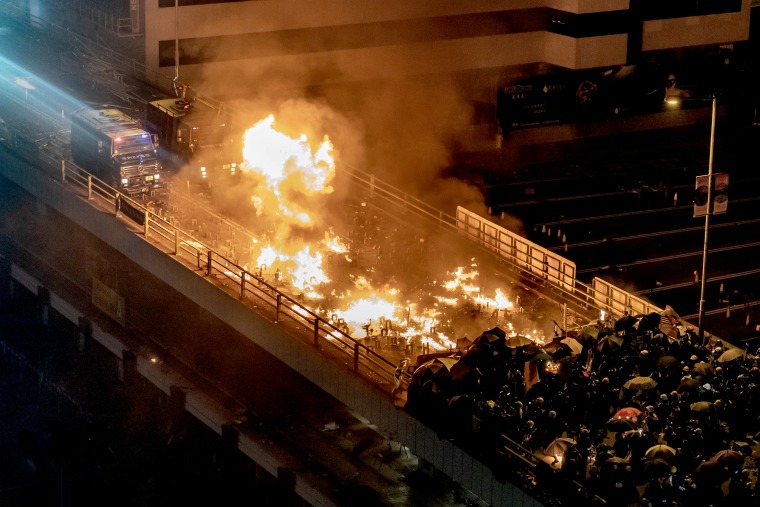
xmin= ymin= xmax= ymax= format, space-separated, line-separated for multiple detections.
xmin=144 ymin=97 xmax=238 ymax=192
xmin=70 ymin=108 xmax=164 ymax=195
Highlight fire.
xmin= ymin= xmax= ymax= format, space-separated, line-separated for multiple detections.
xmin=233 ymin=112 xmax=538 ymax=349
xmin=241 ymin=115 xmax=335 ymax=228
xmin=336 ymin=295 xmax=399 ymax=335
xmin=443 ymin=264 xmax=480 ymax=294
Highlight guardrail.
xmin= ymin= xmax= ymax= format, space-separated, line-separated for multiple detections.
xmin=0 ymin=120 xmax=399 ymax=391
xmin=344 ymin=166 xmax=609 ymax=323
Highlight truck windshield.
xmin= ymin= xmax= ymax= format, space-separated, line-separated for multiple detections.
xmin=114 ymin=135 xmax=154 ymax=155
xmin=193 ymin=126 xmax=226 ymax=148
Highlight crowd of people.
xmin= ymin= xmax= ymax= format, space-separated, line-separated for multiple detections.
xmin=403 ymin=308 xmax=760 ymax=506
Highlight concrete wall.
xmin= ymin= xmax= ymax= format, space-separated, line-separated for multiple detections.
xmin=643 ymin=0 xmax=752 ymax=52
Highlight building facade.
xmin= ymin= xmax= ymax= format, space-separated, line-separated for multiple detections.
xmin=135 ymin=0 xmax=751 ymax=103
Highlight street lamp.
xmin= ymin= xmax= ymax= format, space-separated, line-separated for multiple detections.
xmin=666 ymin=96 xmax=717 ymax=342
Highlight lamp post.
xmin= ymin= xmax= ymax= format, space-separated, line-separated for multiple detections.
xmin=665 ymin=95 xmax=717 ymax=342
xmin=697 ymin=96 xmax=717 ymax=343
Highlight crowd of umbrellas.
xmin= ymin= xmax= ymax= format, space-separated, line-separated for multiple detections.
xmin=402 ymin=306 xmax=760 ymax=506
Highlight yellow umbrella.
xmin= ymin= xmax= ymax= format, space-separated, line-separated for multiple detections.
xmin=718 ymin=348 xmax=746 ymax=363
xmin=560 ymin=337 xmax=583 ymax=355
xmin=645 ymin=444 xmax=677 ymax=460
xmin=622 ymin=376 xmax=658 ymax=391
xmin=506 ymin=335 xmax=533 ymax=348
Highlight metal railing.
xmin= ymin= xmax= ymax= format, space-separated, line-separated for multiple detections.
xmin=0 ymin=120 xmax=399 ymax=391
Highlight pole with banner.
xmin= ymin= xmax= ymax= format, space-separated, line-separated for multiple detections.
xmin=694 ymin=172 xmax=728 ymax=217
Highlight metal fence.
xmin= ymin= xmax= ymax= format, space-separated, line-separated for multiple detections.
xmin=0 ymin=114 xmax=399 ymax=392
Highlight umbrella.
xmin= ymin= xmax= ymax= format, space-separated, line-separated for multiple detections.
xmin=529 ymin=351 xmax=553 ymax=362
xmin=645 ymin=444 xmax=677 ymax=460
xmin=614 ymin=314 xmax=638 ymax=333
xmin=455 ymin=336 xmax=473 ymax=349
xmin=643 ymin=458 xmax=672 ymax=477
xmin=690 ymin=400 xmax=715 ymax=413
xmin=542 ymin=339 xmax=564 ymax=354
xmin=411 ymin=357 xmax=458 ymax=385
xmin=560 ymin=337 xmax=583 ymax=356
xmin=709 ymin=449 xmax=744 ymax=469
xmin=677 ymin=378 xmax=702 ymax=392
xmin=692 ymin=361 xmax=714 ymax=377
xmin=506 ymin=335 xmax=533 ymax=348
xmin=448 ymin=361 xmax=471 ymax=381
xmin=485 ymin=326 xmax=507 ymax=339
xmin=613 ymin=407 xmax=643 ymax=420
xmin=607 ymin=416 xmax=638 ymax=431
xmin=579 ymin=324 xmax=600 ymax=341
xmin=638 ymin=312 xmax=663 ymax=333
xmin=717 ymin=348 xmax=746 ymax=363
xmin=622 ymin=376 xmax=658 ymax=391
xmin=596 ymin=334 xmax=624 ymax=352
xmin=656 ymin=355 xmax=679 ymax=368
xmin=696 ymin=459 xmax=731 ymax=485
xmin=544 ymin=437 xmax=576 ymax=458
xmin=474 ymin=332 xmax=505 ymax=347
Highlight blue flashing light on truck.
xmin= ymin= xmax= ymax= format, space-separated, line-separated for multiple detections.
xmin=70 ymin=108 xmax=164 ymax=196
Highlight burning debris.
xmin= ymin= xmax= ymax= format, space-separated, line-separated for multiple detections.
xmin=208 ymin=113 xmax=551 ymax=352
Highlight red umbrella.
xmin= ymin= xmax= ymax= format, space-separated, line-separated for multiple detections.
xmin=613 ymin=407 xmax=643 ymax=421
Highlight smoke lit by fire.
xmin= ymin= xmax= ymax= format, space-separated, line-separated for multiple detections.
xmin=237 ymin=114 xmax=537 ymax=351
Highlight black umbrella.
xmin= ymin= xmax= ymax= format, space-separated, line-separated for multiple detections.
xmin=643 ymin=458 xmax=672 ymax=477
xmin=638 ymin=312 xmax=663 ymax=333
xmin=696 ymin=459 xmax=731 ymax=486
xmin=614 ymin=314 xmax=638 ymax=333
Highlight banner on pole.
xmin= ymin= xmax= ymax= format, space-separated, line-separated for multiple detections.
xmin=694 ymin=175 xmax=709 ymax=217
xmin=693 ymin=173 xmax=729 ymax=217
xmin=713 ymin=172 xmax=728 ymax=214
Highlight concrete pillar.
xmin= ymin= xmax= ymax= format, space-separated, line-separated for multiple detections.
xmin=0 ymin=257 xmax=11 ymax=304
xmin=219 ymin=422 xmax=241 ymax=476
xmin=77 ymin=316 xmax=92 ymax=352
xmin=121 ymin=349 xmax=137 ymax=387
xmin=168 ymin=385 xmax=188 ymax=436
xmin=278 ymin=466 xmax=296 ymax=492
xmin=36 ymin=285 xmax=50 ymax=326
